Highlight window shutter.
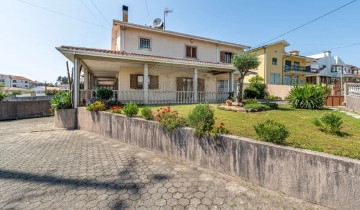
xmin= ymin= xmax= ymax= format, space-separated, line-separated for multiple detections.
xmin=176 ymin=77 xmax=183 ymax=91
xmin=220 ymin=51 xmax=225 ymax=63
xmin=198 ymin=78 xmax=205 ymax=92
xmin=150 ymin=76 xmax=159 ymax=89
xmin=192 ymin=47 xmax=197 ymax=58
xmin=186 ymin=46 xmax=191 ymax=57
xmin=130 ymin=74 xmax=137 ymax=89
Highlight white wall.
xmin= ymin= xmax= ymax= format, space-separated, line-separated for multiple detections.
xmin=121 ymin=27 xmax=244 ymax=63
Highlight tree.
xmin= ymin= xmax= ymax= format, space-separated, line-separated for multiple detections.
xmin=232 ymin=53 xmax=261 ymax=105
xmin=56 ymin=76 xmax=69 ymax=84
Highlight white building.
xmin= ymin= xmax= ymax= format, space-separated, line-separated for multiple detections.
xmin=0 ymin=74 xmax=31 ymax=89
xmin=306 ymin=51 xmax=360 ymax=84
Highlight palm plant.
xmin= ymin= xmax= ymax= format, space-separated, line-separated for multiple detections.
xmin=288 ymin=84 xmax=327 ymax=109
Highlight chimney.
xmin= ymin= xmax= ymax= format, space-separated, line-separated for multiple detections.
xmin=324 ymin=51 xmax=331 ymax=70
xmin=289 ymin=50 xmax=299 ymax=56
xmin=122 ymin=5 xmax=128 ymax=23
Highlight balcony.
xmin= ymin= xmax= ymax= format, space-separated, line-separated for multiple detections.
xmin=284 ymin=65 xmax=319 ymax=73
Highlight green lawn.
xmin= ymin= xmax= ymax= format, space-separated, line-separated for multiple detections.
xmin=143 ymin=104 xmax=360 ymax=159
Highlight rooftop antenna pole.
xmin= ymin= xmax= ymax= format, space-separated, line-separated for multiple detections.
xmin=163 ymin=7 xmax=173 ymax=30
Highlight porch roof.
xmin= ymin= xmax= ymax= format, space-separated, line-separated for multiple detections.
xmin=56 ymin=46 xmax=236 ymax=71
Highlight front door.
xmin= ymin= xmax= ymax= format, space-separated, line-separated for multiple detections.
xmin=176 ymin=77 xmax=205 ymax=102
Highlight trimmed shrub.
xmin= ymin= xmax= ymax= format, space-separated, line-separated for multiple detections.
xmin=96 ymin=88 xmax=113 ymax=100
xmin=108 ymin=105 xmax=122 ymax=114
xmin=244 ymin=87 xmax=259 ymax=99
xmin=187 ymin=104 xmax=215 ymax=136
xmin=50 ymin=91 xmax=72 ymax=112
xmin=263 ymin=102 xmax=279 ymax=110
xmin=244 ymin=103 xmax=270 ymax=112
xmin=155 ymin=107 xmax=186 ymax=131
xmin=288 ymin=84 xmax=326 ymax=109
xmin=87 ymin=101 xmax=106 ymax=111
xmin=313 ymin=113 xmax=343 ymax=135
xmin=141 ymin=106 xmax=154 ymax=120
xmin=254 ymin=120 xmax=289 ymax=144
xmin=243 ymin=99 xmax=258 ymax=105
xmin=123 ymin=102 xmax=139 ymax=117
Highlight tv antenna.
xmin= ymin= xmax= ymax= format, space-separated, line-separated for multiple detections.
xmin=163 ymin=7 xmax=174 ymax=30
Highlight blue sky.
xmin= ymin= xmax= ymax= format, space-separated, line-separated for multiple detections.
xmin=1 ymin=0 xmax=359 ymax=83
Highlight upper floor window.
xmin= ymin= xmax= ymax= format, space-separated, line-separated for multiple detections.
xmin=186 ymin=45 xmax=197 ymax=58
xmin=220 ymin=51 xmax=233 ymax=63
xmin=25 ymin=81 xmax=28 ymax=83
xmin=139 ymin=38 xmax=151 ymax=50
xmin=13 ymin=80 xmax=16 ymax=83
xmin=272 ymin=58 xmax=277 ymax=65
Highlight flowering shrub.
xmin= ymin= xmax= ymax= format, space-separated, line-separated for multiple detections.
xmin=108 ymin=105 xmax=122 ymax=114
xmin=87 ymin=101 xmax=106 ymax=111
xmin=210 ymin=122 xmax=229 ymax=137
xmin=86 ymin=97 xmax=100 ymax=106
xmin=155 ymin=107 xmax=186 ymax=131
xmin=123 ymin=102 xmax=139 ymax=117
xmin=141 ymin=106 xmax=154 ymax=120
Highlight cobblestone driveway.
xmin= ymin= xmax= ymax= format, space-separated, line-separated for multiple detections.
xmin=0 ymin=117 xmax=327 ymax=210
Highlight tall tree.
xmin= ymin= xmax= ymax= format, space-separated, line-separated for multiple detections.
xmin=56 ymin=76 xmax=69 ymax=84
xmin=232 ymin=53 xmax=261 ymax=105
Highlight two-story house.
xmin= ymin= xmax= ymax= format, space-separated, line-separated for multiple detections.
xmin=245 ymin=40 xmax=318 ymax=86
xmin=0 ymin=74 xmax=31 ymax=89
xmin=306 ymin=51 xmax=360 ymax=85
xmin=57 ymin=6 xmax=249 ymax=107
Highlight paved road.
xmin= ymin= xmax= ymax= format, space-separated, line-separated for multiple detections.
xmin=0 ymin=117 xmax=327 ymax=210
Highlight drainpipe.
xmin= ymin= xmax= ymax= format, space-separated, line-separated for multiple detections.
xmin=263 ymin=47 xmax=267 ymax=84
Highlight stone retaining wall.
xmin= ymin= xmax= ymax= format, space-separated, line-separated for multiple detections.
xmin=77 ymin=108 xmax=360 ymax=210
xmin=0 ymin=100 xmax=52 ymax=120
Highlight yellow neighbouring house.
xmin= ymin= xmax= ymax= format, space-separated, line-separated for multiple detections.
xmin=245 ymin=40 xmax=317 ymax=85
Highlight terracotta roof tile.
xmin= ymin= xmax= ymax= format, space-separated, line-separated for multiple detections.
xmin=60 ymin=46 xmax=234 ymax=68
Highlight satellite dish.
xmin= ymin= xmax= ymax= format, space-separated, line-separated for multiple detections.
xmin=153 ymin=18 xmax=163 ymax=28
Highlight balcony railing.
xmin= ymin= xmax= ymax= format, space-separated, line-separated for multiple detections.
xmin=284 ymin=65 xmax=319 ymax=73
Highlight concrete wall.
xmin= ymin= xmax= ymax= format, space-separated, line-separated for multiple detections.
xmin=0 ymin=100 xmax=52 ymax=120
xmin=266 ymin=84 xmax=293 ymax=99
xmin=346 ymin=95 xmax=360 ymax=113
xmin=77 ymin=108 xmax=360 ymax=210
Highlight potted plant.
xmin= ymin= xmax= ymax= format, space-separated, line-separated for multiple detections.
xmin=51 ymin=91 xmax=77 ymax=129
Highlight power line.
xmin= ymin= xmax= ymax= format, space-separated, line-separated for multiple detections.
xmin=80 ymin=0 xmax=107 ymax=29
xmin=255 ymin=0 xmax=358 ymax=48
xmin=17 ymin=0 xmax=104 ymax=29
xmin=89 ymin=0 xmax=111 ymax=26
xmin=302 ymin=42 xmax=360 ymax=55
xmin=144 ymin=0 xmax=151 ymax=23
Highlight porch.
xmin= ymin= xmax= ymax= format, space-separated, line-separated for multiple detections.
xmin=57 ymin=46 xmax=237 ymax=107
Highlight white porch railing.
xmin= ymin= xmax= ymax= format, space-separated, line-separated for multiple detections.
xmin=79 ymin=89 xmax=229 ymax=105
xmin=348 ymin=83 xmax=360 ymax=97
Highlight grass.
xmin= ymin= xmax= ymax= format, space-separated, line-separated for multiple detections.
xmin=142 ymin=104 xmax=360 ymax=159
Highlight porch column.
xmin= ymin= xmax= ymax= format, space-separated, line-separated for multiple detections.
xmin=316 ymin=75 xmax=321 ymax=85
xmin=229 ymin=71 xmax=234 ymax=92
xmin=117 ymin=71 xmax=121 ymax=100
xmin=73 ymin=57 xmax=80 ymax=108
xmin=193 ymin=68 xmax=198 ymax=102
xmin=144 ymin=64 xmax=149 ymax=104
xmin=83 ymin=68 xmax=89 ymax=89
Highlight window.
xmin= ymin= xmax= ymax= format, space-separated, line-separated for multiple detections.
xmin=182 ymin=78 xmax=194 ymax=91
xmin=217 ymin=80 xmax=228 ymax=93
xmin=293 ymin=76 xmax=299 ymax=85
xmin=13 ymin=80 xmax=16 ymax=83
xmin=224 ymin=52 xmax=233 ymax=63
xmin=13 ymin=84 xmax=16 ymax=87
xmin=186 ymin=45 xmax=197 ymax=58
xmin=270 ymin=73 xmax=280 ymax=85
xmin=284 ymin=60 xmax=291 ymax=70
xmin=130 ymin=74 xmax=159 ymax=89
xmin=139 ymin=38 xmax=151 ymax=49
xmin=272 ymin=58 xmax=277 ymax=65
xmin=25 ymin=81 xmax=28 ymax=83
xmin=283 ymin=75 xmax=292 ymax=85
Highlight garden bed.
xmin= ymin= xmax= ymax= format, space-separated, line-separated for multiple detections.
xmin=77 ymin=107 xmax=360 ymax=210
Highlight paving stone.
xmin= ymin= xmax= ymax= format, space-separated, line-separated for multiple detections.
xmin=0 ymin=117 xmax=328 ymax=210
